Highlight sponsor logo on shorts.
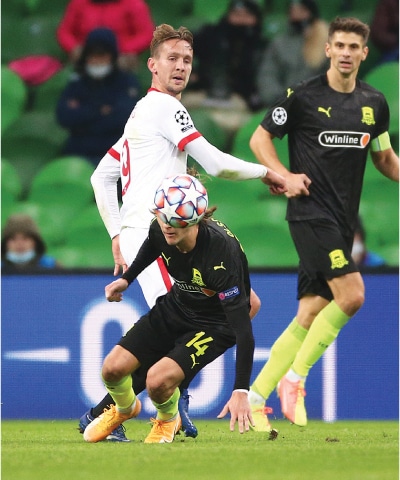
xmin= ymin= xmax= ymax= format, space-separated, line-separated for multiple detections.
xmin=318 ymin=131 xmax=370 ymax=148
xmin=218 ymin=286 xmax=240 ymax=300
xmin=329 ymin=249 xmax=349 ymax=269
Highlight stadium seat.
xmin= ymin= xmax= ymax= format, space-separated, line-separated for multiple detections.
xmin=33 ymin=65 xmax=73 ymax=112
xmin=28 ymin=156 xmax=95 ymax=208
xmin=1 ymin=66 xmax=27 ymax=133
xmin=364 ymin=62 xmax=399 ymax=136
xmin=1 ymin=159 xmax=23 ymax=203
xmin=146 ymin=0 xmax=192 ymax=26
xmin=359 ymin=179 xmax=399 ymax=263
xmin=66 ymin=205 xmax=110 ymax=247
xmin=231 ymin=111 xmax=290 ymax=167
xmin=236 ymin=222 xmax=298 ymax=268
xmin=231 ymin=111 xmax=265 ymax=162
xmin=2 ymin=112 xmax=68 ymax=194
xmin=192 ymin=0 xmax=231 ymax=23
xmin=64 ymin=205 xmax=113 ymax=268
xmin=1 ymin=159 xmax=24 ymax=227
xmin=1 ymin=15 xmax=64 ymax=64
xmin=6 ymin=201 xmax=79 ymax=247
xmin=23 ymin=0 xmax=70 ymax=16
xmin=49 ymin=243 xmax=113 ymax=269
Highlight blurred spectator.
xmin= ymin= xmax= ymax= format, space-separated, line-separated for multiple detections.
xmin=257 ymin=0 xmax=329 ymax=108
xmin=56 ymin=28 xmax=141 ymax=166
xmin=56 ymin=0 xmax=155 ymax=71
xmin=185 ymin=0 xmax=266 ymax=111
xmin=351 ymin=216 xmax=386 ymax=268
xmin=370 ymin=0 xmax=399 ymax=64
xmin=1 ymin=214 xmax=60 ymax=272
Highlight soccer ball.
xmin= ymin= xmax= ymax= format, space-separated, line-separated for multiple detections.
xmin=153 ymin=174 xmax=208 ymax=228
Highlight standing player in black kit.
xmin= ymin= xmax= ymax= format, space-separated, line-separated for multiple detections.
xmin=246 ymin=16 xmax=399 ymax=430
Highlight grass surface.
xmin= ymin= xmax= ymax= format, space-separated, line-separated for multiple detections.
xmin=2 ymin=419 xmax=398 ymax=480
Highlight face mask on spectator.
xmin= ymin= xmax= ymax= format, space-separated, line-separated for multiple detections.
xmin=6 ymin=250 xmax=36 ymax=264
xmin=85 ymin=63 xmax=112 ymax=79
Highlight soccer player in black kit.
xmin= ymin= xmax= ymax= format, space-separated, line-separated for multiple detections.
xmin=246 ymin=16 xmax=399 ymax=429
xmin=83 ymin=174 xmax=286 ymax=444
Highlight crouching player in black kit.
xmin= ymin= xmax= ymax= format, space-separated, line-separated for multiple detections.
xmin=83 ymin=173 xmax=287 ymax=444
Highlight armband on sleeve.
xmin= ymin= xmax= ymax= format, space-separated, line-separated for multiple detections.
xmin=370 ymin=132 xmax=391 ymax=152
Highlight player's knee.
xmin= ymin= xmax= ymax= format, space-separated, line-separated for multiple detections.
xmin=101 ymin=359 xmax=125 ymax=382
xmin=146 ymin=367 xmax=169 ymax=400
xmin=338 ymin=288 xmax=365 ymax=316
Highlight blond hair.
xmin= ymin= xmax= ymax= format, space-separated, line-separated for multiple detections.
xmin=150 ymin=24 xmax=193 ymax=57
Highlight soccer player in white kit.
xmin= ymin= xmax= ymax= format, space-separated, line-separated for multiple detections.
xmin=86 ymin=24 xmax=286 ymax=440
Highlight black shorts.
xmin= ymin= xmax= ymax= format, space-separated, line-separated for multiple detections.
xmin=289 ymin=219 xmax=359 ymax=301
xmin=118 ymin=294 xmax=236 ymax=389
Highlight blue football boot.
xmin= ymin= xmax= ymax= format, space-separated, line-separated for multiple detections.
xmin=178 ymin=389 xmax=198 ymax=438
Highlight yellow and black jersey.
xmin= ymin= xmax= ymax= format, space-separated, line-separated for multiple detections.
xmin=123 ymin=217 xmax=251 ymax=328
xmin=261 ymin=74 xmax=390 ymax=236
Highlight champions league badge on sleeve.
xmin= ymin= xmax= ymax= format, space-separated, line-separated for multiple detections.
xmin=174 ymin=110 xmax=193 ymax=132
xmin=272 ymin=107 xmax=287 ymax=125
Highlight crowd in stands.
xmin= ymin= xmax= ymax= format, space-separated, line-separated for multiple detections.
xmin=1 ymin=0 xmax=398 ymax=269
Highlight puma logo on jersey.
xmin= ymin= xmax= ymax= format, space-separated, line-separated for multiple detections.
xmin=318 ymin=106 xmax=332 ymax=117
xmin=287 ymin=88 xmax=294 ymax=98
xmin=190 ymin=354 xmax=200 ymax=369
xmin=214 ymin=262 xmax=226 ymax=271
xmin=161 ymin=252 xmax=171 ymax=266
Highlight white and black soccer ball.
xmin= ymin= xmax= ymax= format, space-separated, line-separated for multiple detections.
xmin=153 ymin=174 xmax=208 ymax=228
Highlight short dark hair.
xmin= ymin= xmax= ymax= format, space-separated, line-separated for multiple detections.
xmin=328 ymin=17 xmax=370 ymax=45
xmin=150 ymin=24 xmax=193 ymax=57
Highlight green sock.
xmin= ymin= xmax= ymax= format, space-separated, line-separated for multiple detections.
xmin=153 ymin=387 xmax=180 ymax=421
xmin=292 ymin=301 xmax=350 ymax=378
xmin=251 ymin=318 xmax=308 ymax=401
xmin=103 ymin=375 xmax=135 ymax=413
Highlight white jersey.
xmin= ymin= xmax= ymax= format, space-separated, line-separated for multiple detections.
xmin=111 ymin=89 xmax=202 ymax=230
xmin=91 ymin=88 xmax=268 ymax=239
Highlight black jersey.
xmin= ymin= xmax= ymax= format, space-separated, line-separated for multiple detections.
xmin=261 ymin=74 xmax=390 ymax=236
xmin=123 ymin=217 xmax=251 ymax=328
xmin=122 ymin=217 xmax=254 ymax=391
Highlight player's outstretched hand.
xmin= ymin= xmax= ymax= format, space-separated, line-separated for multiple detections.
xmin=217 ymin=390 xmax=254 ymax=433
xmin=261 ymin=169 xmax=287 ymax=195
xmin=105 ymin=278 xmax=129 ymax=302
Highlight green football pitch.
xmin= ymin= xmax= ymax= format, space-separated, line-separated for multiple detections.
xmin=2 ymin=419 xmax=398 ymax=480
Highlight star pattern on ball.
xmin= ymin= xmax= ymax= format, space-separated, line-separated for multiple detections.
xmin=179 ymin=181 xmax=205 ymax=209
xmin=161 ymin=194 xmax=183 ymax=223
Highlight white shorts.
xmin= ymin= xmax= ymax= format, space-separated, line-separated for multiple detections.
xmin=120 ymin=227 xmax=173 ymax=308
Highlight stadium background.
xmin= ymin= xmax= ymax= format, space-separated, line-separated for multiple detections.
xmin=1 ymin=0 xmax=398 ymax=421
xmin=2 ymin=270 xmax=398 ymax=421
